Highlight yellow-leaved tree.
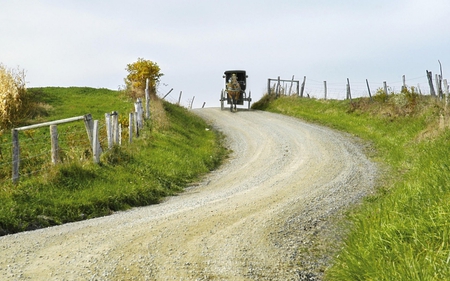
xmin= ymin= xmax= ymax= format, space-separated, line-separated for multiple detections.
xmin=124 ymin=58 xmax=163 ymax=99
xmin=0 ymin=64 xmax=26 ymax=129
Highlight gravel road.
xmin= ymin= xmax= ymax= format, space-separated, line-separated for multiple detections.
xmin=0 ymin=108 xmax=377 ymax=280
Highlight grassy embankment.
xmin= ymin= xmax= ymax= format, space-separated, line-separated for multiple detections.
xmin=0 ymin=87 xmax=227 ymax=235
xmin=253 ymin=91 xmax=450 ymax=280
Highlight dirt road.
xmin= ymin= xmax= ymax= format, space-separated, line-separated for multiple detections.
xmin=0 ymin=108 xmax=377 ymax=280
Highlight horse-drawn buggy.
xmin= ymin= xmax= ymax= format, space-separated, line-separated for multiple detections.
xmin=220 ymin=70 xmax=251 ymax=111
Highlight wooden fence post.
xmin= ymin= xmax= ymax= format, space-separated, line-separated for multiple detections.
xmin=190 ymin=96 xmax=195 ymax=109
xmin=105 ymin=113 xmax=112 ymax=149
xmin=427 ymin=70 xmax=436 ymax=97
xmin=118 ymin=124 xmax=122 ymax=146
xmin=402 ymin=75 xmax=406 ymax=91
xmin=346 ymin=78 xmax=352 ymax=101
xmin=276 ymin=76 xmax=281 ymax=97
xmin=323 ymin=81 xmax=327 ymax=100
xmin=289 ymin=75 xmax=294 ymax=95
xmin=92 ymin=120 xmax=100 ymax=164
xmin=145 ymin=78 xmax=150 ymax=120
xmin=50 ymin=125 xmax=59 ymax=165
xmin=135 ymin=99 xmax=143 ymax=129
xmin=436 ymin=74 xmax=443 ymax=99
xmin=111 ymin=111 xmax=119 ymax=145
xmin=383 ymin=81 xmax=388 ymax=96
xmin=178 ymin=91 xmax=183 ymax=105
xmin=12 ymin=129 xmax=19 ymax=184
xmin=134 ymin=112 xmax=139 ymax=137
xmin=366 ymin=79 xmax=372 ymax=100
xmin=84 ymin=114 xmax=94 ymax=147
xmin=300 ymin=76 xmax=306 ymax=97
xmin=162 ymin=88 xmax=173 ymax=100
xmin=129 ymin=112 xmax=134 ymax=143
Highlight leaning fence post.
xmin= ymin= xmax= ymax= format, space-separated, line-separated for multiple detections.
xmin=190 ymin=96 xmax=195 ymax=109
xmin=178 ymin=91 xmax=183 ymax=105
xmin=366 ymin=79 xmax=372 ymax=100
xmin=300 ymin=76 xmax=306 ymax=97
xmin=50 ymin=125 xmax=59 ymax=165
xmin=12 ymin=129 xmax=19 ymax=184
xmin=289 ymin=75 xmax=295 ymax=95
xmin=427 ymin=70 xmax=436 ymax=97
xmin=276 ymin=76 xmax=281 ymax=97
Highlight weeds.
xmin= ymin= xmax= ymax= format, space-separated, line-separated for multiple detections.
xmin=254 ymin=92 xmax=450 ymax=280
xmin=0 ymin=88 xmax=228 ymax=235
xmin=0 ymin=64 xmax=27 ymax=129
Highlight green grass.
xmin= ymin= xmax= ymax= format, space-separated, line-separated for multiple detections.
xmin=253 ymin=93 xmax=450 ymax=280
xmin=0 ymin=87 xmax=228 ymax=235
xmin=26 ymin=87 xmax=133 ymax=120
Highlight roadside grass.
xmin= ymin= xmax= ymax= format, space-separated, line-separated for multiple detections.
xmin=253 ymin=92 xmax=450 ymax=280
xmin=0 ymin=87 xmax=228 ymax=235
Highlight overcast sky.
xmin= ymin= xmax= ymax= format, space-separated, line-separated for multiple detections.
xmin=2 ymin=0 xmax=450 ymax=108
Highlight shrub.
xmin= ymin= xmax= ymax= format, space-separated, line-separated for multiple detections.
xmin=0 ymin=64 xmax=27 ymax=129
xmin=373 ymin=87 xmax=388 ymax=103
xmin=124 ymin=58 xmax=163 ymax=99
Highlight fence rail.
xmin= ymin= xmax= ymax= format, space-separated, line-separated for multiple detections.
xmin=6 ymin=84 xmax=149 ymax=184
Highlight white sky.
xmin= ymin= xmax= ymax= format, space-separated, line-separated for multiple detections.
xmin=1 ymin=0 xmax=450 ymax=108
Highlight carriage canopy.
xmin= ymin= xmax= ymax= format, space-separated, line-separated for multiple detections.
xmin=224 ymin=70 xmax=247 ymax=91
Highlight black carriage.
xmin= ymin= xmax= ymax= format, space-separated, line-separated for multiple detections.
xmin=220 ymin=70 xmax=252 ymax=111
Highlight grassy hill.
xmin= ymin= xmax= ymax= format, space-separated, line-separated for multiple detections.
xmin=253 ymin=92 xmax=450 ymax=280
xmin=0 ymin=87 xmax=228 ymax=235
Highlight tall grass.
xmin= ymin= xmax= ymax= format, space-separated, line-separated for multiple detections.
xmin=253 ymin=92 xmax=450 ymax=280
xmin=0 ymin=88 xmax=228 ymax=235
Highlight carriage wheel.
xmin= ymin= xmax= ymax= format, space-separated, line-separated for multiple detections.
xmin=248 ymin=91 xmax=252 ymax=110
xmin=220 ymin=90 xmax=224 ymax=110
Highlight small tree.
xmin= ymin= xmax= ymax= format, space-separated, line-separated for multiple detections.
xmin=124 ymin=58 xmax=163 ymax=99
xmin=0 ymin=64 xmax=26 ymax=129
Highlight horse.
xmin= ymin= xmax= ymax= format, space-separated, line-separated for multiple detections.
xmin=226 ymin=73 xmax=241 ymax=112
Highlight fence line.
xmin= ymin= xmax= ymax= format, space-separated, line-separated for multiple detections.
xmin=2 ymin=87 xmax=148 ymax=184
xmin=268 ymin=72 xmax=448 ymax=100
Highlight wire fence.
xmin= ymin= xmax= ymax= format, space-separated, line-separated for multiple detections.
xmin=1 ymin=98 xmax=145 ymax=185
xmin=0 ymin=121 xmax=111 ymax=185
xmin=292 ymin=75 xmax=433 ymax=100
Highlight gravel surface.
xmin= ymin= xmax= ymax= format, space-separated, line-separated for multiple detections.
xmin=0 ymin=108 xmax=377 ymax=280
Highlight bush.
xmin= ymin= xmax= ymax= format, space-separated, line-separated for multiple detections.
xmin=124 ymin=58 xmax=163 ymax=99
xmin=0 ymin=64 xmax=27 ymax=129
xmin=373 ymin=87 xmax=388 ymax=103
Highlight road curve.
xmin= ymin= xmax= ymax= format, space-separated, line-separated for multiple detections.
xmin=0 ymin=108 xmax=377 ymax=280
